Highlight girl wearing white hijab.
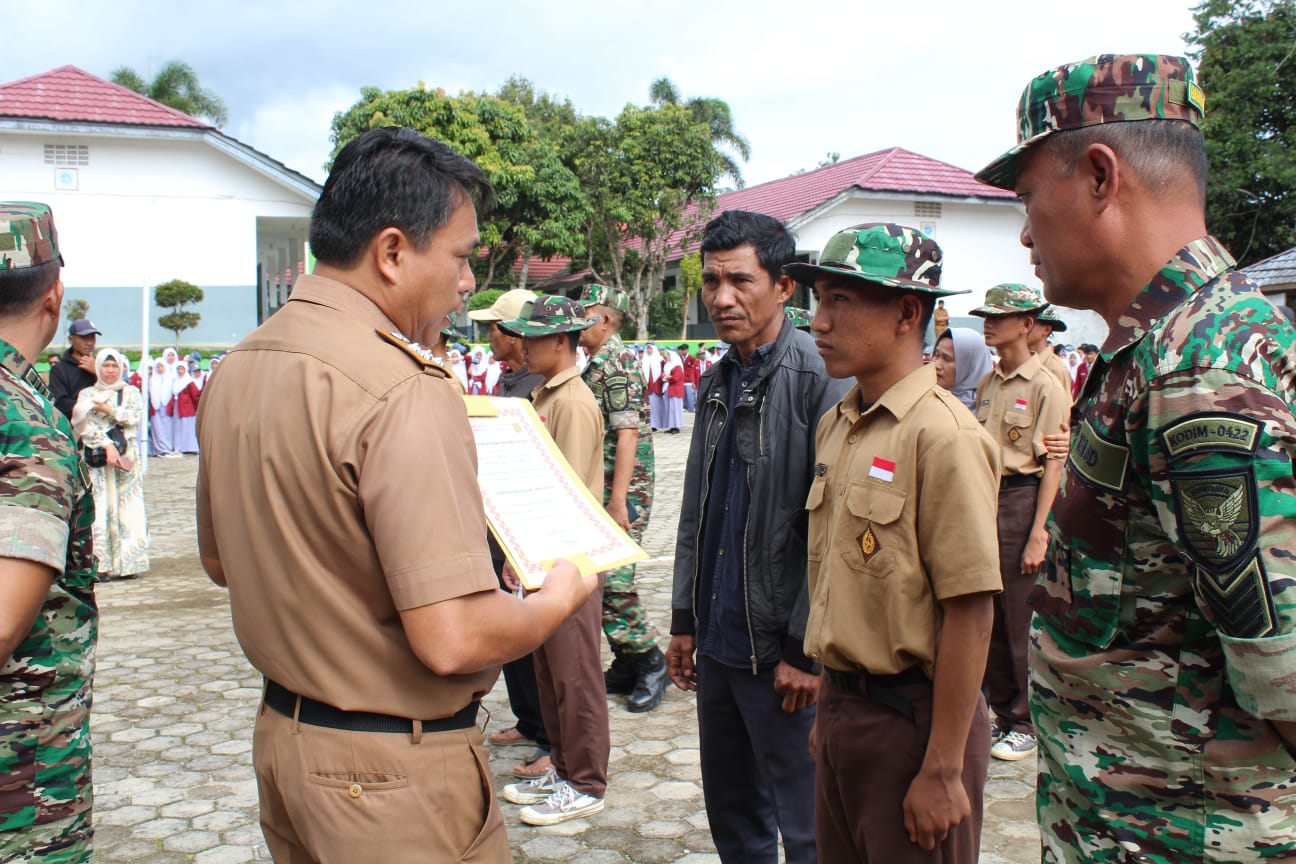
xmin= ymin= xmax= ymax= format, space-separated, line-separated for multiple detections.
xmin=72 ymin=349 xmax=149 ymax=580
xmin=466 ymin=348 xmax=489 ymax=395
xmin=660 ymin=349 xmax=685 ymax=433
xmin=932 ymin=327 xmax=995 ymax=411
xmin=149 ymin=357 xmax=174 ymax=455
xmin=641 ymin=344 xmax=665 ymax=430
xmin=170 ymin=362 xmax=202 ymax=454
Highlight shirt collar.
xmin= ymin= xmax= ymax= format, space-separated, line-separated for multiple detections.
xmin=287 ymin=273 xmax=403 ymax=336
xmin=1101 ymin=235 xmax=1235 ymax=360
xmin=0 ymin=337 xmax=50 ymax=400
xmin=541 ymin=364 xmax=582 ymax=391
xmin=993 ymin=348 xmax=1046 ymax=383
xmin=837 ymin=364 xmax=936 ymax=423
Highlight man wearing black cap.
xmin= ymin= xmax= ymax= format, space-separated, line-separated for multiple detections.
xmin=48 ymin=318 xmax=100 ymax=418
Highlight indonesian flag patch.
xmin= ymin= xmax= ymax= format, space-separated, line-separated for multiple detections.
xmin=868 ymin=456 xmax=896 ymax=482
xmin=1014 ymin=398 xmax=1029 ymax=411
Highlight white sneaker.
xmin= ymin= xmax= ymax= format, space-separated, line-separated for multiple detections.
xmin=991 ymin=730 xmax=1037 ymax=761
xmin=502 ymin=768 xmax=562 ymax=805
xmin=519 ymin=782 xmax=605 ymax=826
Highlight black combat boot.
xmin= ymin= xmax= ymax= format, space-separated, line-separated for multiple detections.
xmin=604 ymin=649 xmax=637 ymax=695
xmin=626 ymin=646 xmax=669 ymax=713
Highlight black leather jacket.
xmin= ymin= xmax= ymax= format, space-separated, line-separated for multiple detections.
xmin=671 ymin=322 xmax=849 ymax=672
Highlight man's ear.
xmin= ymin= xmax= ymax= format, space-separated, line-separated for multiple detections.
xmin=1082 ymin=142 xmax=1121 ymax=215
xmin=774 ymin=274 xmax=796 ymax=304
xmin=370 ymin=228 xmax=406 ymax=287
xmin=44 ymin=278 xmax=65 ymax=321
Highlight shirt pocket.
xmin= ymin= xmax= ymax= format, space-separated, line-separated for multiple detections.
xmin=1004 ymin=408 xmax=1035 ymax=449
xmin=805 ymin=476 xmax=828 ymax=564
xmin=841 ymin=481 xmax=906 ymax=578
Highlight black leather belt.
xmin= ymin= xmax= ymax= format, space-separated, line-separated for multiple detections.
xmin=264 ymin=679 xmax=478 ymax=734
xmin=826 ymin=667 xmax=928 ymax=721
xmin=1001 ymin=475 xmax=1041 ymax=489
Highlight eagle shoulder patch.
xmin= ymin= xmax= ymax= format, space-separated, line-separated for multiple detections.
xmin=1170 ymin=467 xmax=1259 ymax=574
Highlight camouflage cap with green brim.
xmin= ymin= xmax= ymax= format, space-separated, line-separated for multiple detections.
xmin=782 ymin=223 xmax=967 ymax=297
xmin=976 ymin=54 xmax=1205 ymax=190
xmin=1035 ymin=305 xmax=1068 ymax=332
xmin=784 ymin=306 xmax=812 ymax=329
xmin=579 ymin=283 xmax=629 ymax=315
xmin=498 ymin=295 xmax=599 ymax=337
xmin=0 ymin=201 xmax=63 ymax=270
xmin=970 ymin=283 xmax=1048 ymax=317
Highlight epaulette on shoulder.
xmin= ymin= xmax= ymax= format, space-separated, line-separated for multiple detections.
xmin=376 ymin=329 xmax=451 ymax=377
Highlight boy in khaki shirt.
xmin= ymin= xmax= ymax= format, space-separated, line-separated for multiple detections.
xmin=971 ymin=284 xmax=1068 ymax=762
xmin=1029 ymin=305 xmax=1074 ymax=402
xmin=786 ymin=223 xmax=1002 ymax=862
xmin=498 ymin=296 xmax=609 ymax=826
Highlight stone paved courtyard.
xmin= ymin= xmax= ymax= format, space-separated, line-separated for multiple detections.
xmin=91 ymin=416 xmax=1039 ymax=862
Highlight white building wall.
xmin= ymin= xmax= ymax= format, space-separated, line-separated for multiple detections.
xmin=0 ymin=129 xmax=315 ymax=346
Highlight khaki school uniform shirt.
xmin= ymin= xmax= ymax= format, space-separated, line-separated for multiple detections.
xmin=973 ymin=351 xmax=1069 ymax=478
xmin=804 ymin=365 xmax=1002 ymax=676
xmin=196 ymin=274 xmax=499 ymax=719
xmin=1040 ymin=350 xmax=1074 ymax=407
xmin=532 ymin=365 xmax=605 ymax=495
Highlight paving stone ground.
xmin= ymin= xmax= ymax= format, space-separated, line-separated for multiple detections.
xmin=91 ymin=416 xmax=1039 ymax=862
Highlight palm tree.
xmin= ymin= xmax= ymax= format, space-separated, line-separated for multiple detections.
xmin=110 ymin=61 xmax=229 ymax=127
xmin=650 ymin=77 xmax=751 ymax=187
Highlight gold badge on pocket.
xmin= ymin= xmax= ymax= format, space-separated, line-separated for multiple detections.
xmin=858 ymin=525 xmax=880 ymax=563
xmin=1008 ymin=427 xmax=1021 ymax=442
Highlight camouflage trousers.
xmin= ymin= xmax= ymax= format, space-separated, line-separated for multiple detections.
xmin=603 ymin=487 xmax=659 ymax=655
xmin=0 ymin=812 xmax=91 ymax=863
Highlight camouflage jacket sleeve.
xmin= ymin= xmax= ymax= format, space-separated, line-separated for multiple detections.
xmin=1 ymin=410 xmax=77 ymax=574
xmin=1144 ymin=364 xmax=1296 ymax=721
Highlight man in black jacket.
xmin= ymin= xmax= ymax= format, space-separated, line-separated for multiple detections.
xmin=667 ymin=210 xmax=848 ymax=863
xmin=48 ymin=318 xmax=99 ymax=418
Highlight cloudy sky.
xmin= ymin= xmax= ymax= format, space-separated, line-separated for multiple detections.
xmin=5 ymin=0 xmax=1197 ymax=187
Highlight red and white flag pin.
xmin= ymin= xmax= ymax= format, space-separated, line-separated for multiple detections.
xmin=1014 ymin=398 xmax=1029 ymax=411
xmin=869 ymin=456 xmax=896 ymax=482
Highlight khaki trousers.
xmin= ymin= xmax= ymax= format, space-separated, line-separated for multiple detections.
xmin=533 ymin=575 xmax=609 ymax=798
xmin=986 ymin=483 xmax=1038 ymax=733
xmin=253 ymin=702 xmax=511 ymax=863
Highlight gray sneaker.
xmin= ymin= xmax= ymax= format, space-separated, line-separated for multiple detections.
xmin=991 ymin=730 xmax=1037 ymax=762
xmin=502 ymin=768 xmax=561 ymax=805
xmin=519 ymin=782 xmax=605 ymax=826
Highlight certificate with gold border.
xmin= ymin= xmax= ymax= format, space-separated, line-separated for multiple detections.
xmin=464 ymin=395 xmax=646 ymax=590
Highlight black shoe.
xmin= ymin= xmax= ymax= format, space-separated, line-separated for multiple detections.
xmin=627 ymin=647 xmax=668 ymax=713
xmin=604 ymin=653 xmax=637 ymax=695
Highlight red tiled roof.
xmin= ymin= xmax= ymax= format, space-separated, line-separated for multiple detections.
xmin=504 ymin=147 xmax=1016 ymax=282
xmin=0 ymin=65 xmax=210 ymax=128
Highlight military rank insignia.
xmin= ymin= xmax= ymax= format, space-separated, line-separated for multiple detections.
xmin=858 ymin=525 xmax=881 ymax=563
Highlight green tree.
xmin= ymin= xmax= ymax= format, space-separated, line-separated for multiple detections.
xmin=329 ymin=85 xmax=589 ymax=290
xmin=578 ymin=102 xmax=727 ymax=338
xmin=110 ymin=61 xmax=229 ymax=127
xmin=676 ymin=252 xmax=703 ymax=339
xmin=648 ymin=287 xmax=685 ymax=339
xmin=649 ymin=77 xmax=751 ymax=187
xmin=64 ymin=297 xmax=89 ymax=322
xmin=1189 ymin=0 xmax=1296 ymax=264
xmin=155 ymin=279 xmax=204 ymax=346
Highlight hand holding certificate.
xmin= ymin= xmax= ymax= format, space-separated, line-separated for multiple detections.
xmin=465 ymin=395 xmax=646 ymax=590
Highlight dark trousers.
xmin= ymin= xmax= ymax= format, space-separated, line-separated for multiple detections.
xmin=986 ymin=484 xmax=1038 ymax=733
xmin=534 ymin=575 xmax=609 ymax=797
xmin=697 ymin=655 xmax=817 ymax=864
xmin=494 ymin=559 xmax=548 ymax=746
xmin=815 ymin=675 xmax=989 ymax=863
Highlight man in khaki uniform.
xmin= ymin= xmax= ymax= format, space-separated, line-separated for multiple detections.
xmin=195 ymin=127 xmax=596 ymax=863
xmin=970 ymin=283 xmax=1068 ymax=762
xmin=498 ymin=296 xmax=610 ymax=826
xmin=787 ymin=222 xmax=1002 ymax=862
xmin=1029 ymin=305 xmax=1072 ymax=401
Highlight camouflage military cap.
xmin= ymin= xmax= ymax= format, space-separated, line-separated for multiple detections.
xmin=467 ymin=288 xmax=538 ymax=322
xmin=499 ymin=295 xmax=599 ymax=337
xmin=784 ymin=306 xmax=812 ymax=329
xmin=782 ymin=223 xmax=966 ymax=297
xmin=1036 ymin=304 xmax=1068 ymax=332
xmin=579 ymin=284 xmax=629 ymax=315
xmin=977 ymin=54 xmax=1205 ymax=190
xmin=970 ymin=283 xmax=1049 ymax=317
xmin=0 ymin=201 xmax=63 ymax=270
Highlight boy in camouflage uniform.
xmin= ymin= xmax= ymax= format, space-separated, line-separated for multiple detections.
xmin=577 ymin=284 xmax=666 ymax=713
xmin=978 ymin=54 xmax=1296 ymax=862
xmin=0 ymin=202 xmax=97 ymax=863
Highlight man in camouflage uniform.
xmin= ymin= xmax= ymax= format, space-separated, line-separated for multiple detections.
xmin=578 ymin=284 xmax=666 ymax=713
xmin=978 ymin=54 xmax=1296 ymax=862
xmin=0 ymin=203 xmax=97 ymax=863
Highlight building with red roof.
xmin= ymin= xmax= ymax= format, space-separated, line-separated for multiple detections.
xmin=0 ymin=66 xmax=320 ymax=346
